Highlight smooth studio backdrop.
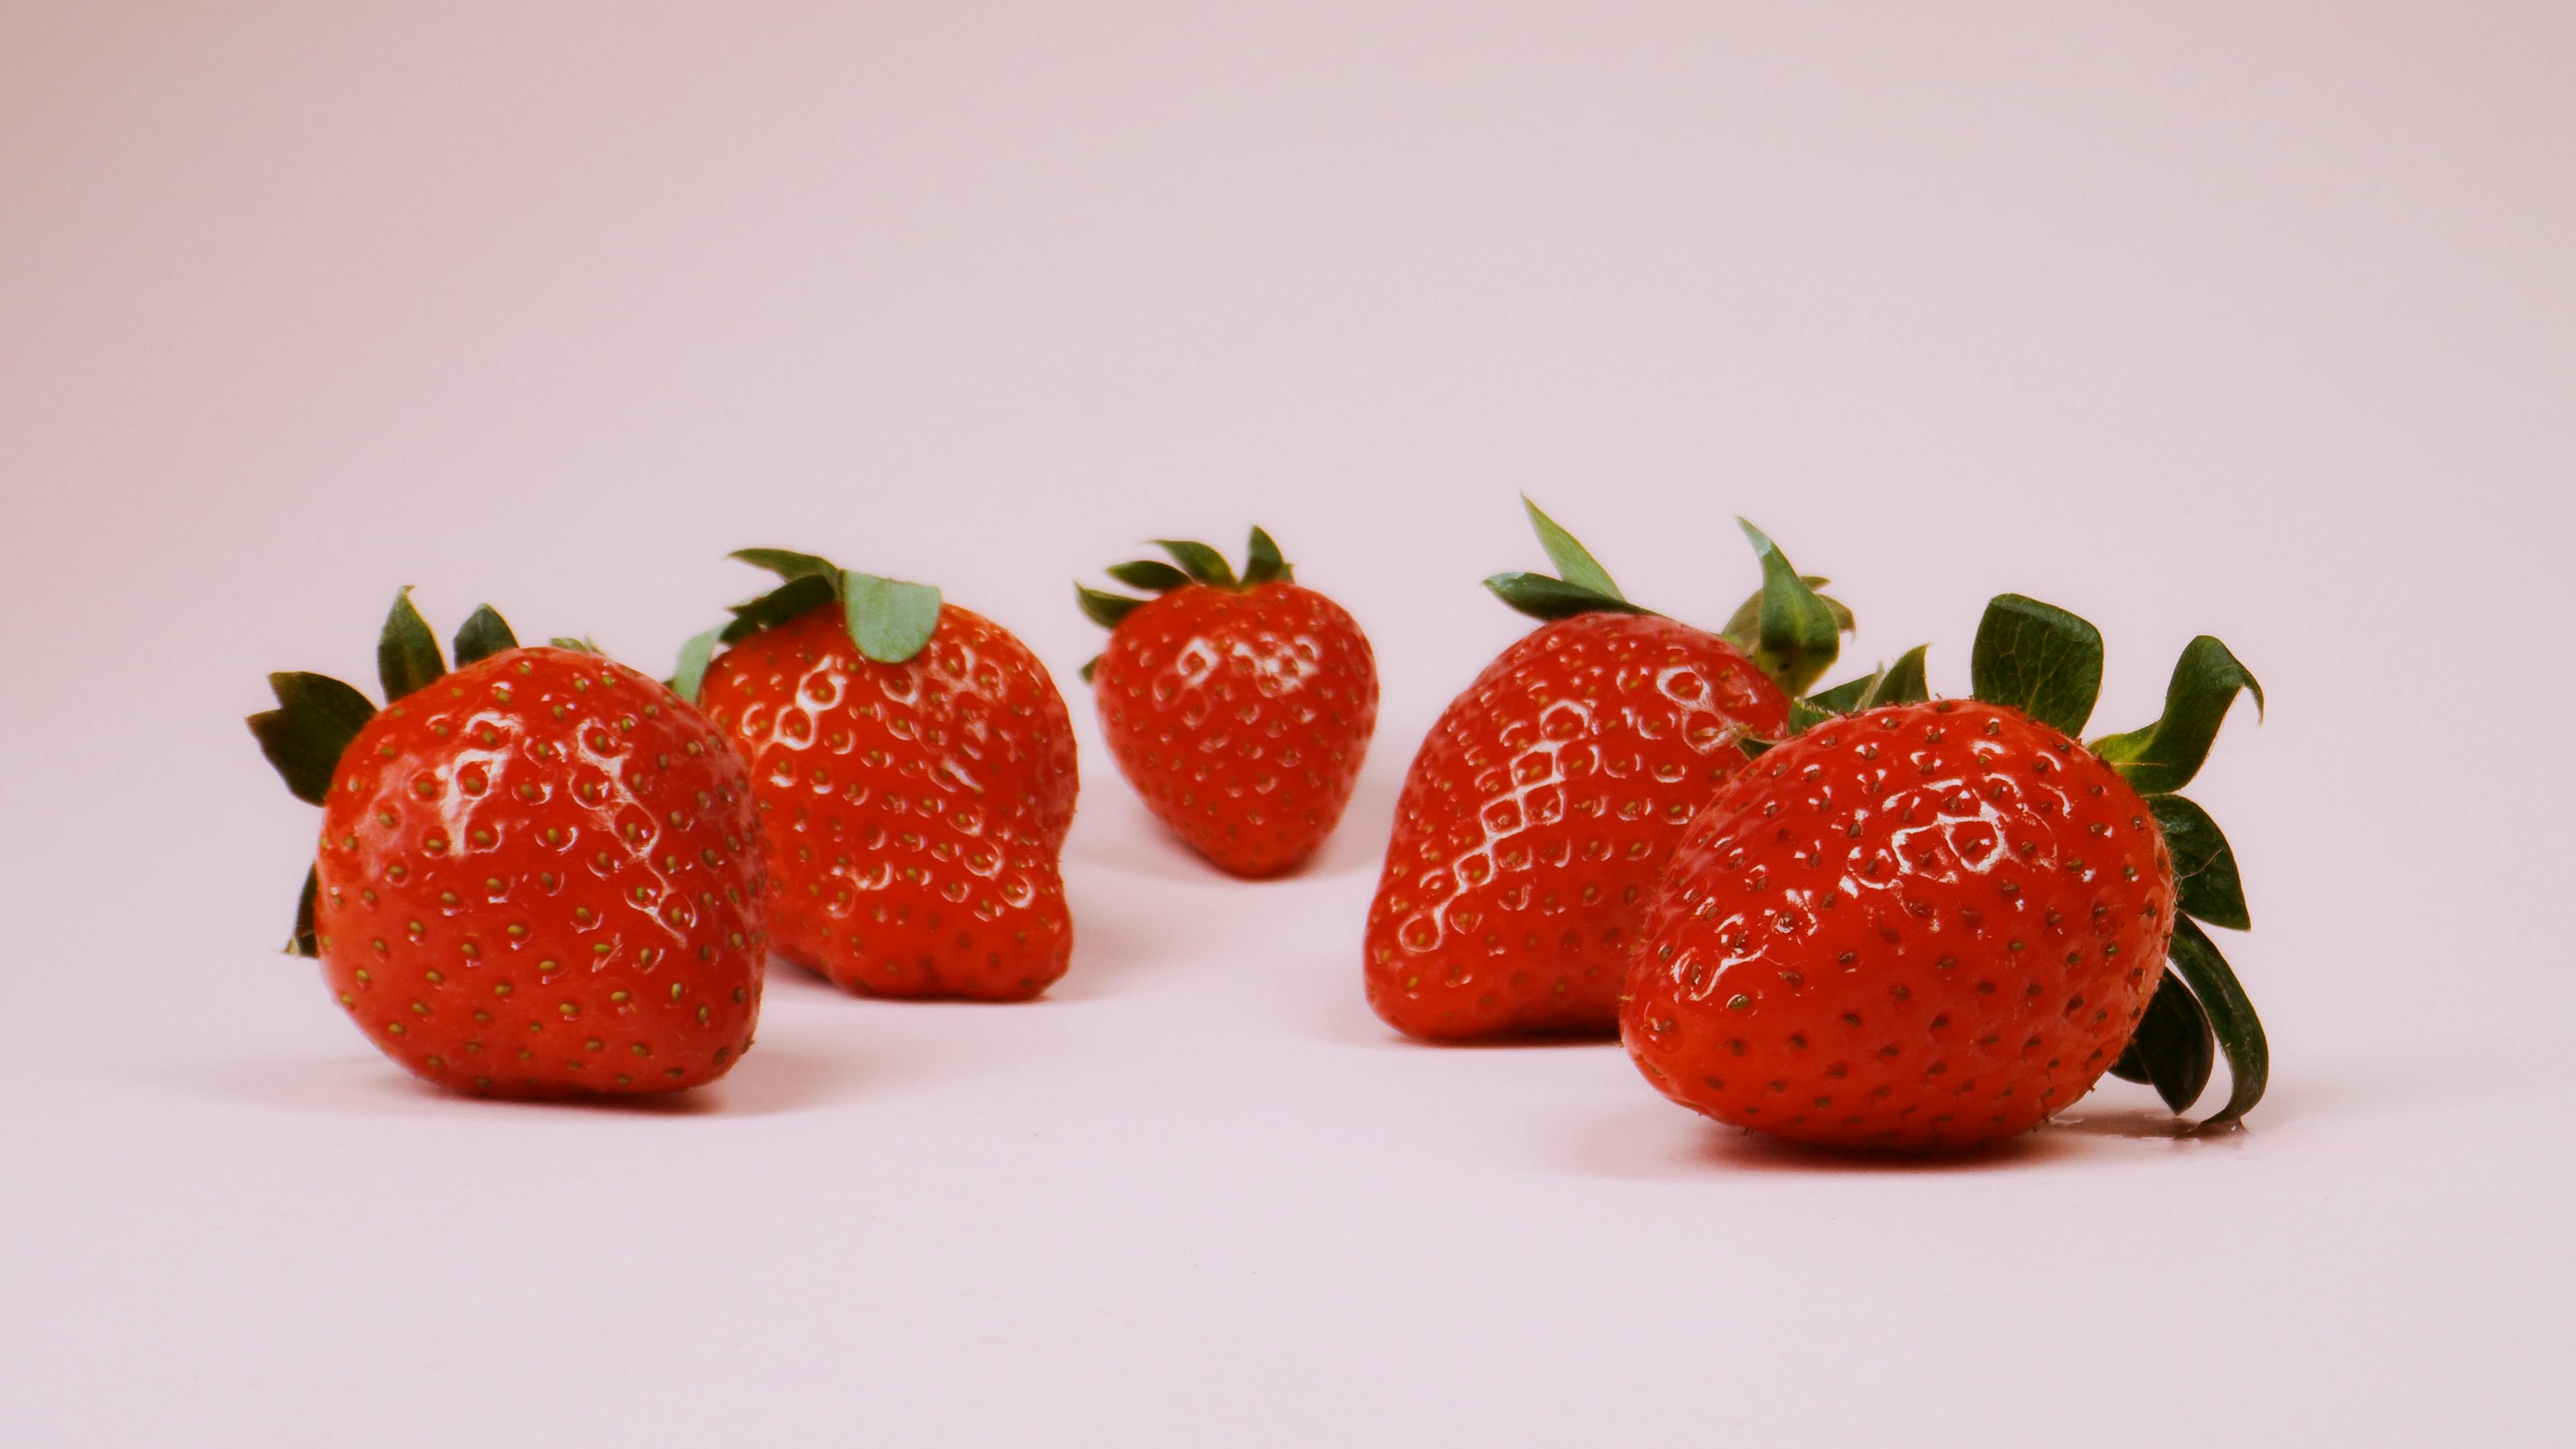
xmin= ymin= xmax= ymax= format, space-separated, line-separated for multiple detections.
xmin=4 ymin=4 xmax=2571 ymax=1445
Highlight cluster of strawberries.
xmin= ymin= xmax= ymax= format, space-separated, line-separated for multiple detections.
xmin=253 ymin=502 xmax=2265 ymax=1151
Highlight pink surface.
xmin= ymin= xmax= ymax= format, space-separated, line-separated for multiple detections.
xmin=4 ymin=4 xmax=2571 ymax=1444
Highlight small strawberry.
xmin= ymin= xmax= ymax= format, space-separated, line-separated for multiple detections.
xmin=1075 ymin=527 xmax=1379 ymax=877
xmin=678 ymin=551 xmax=1077 ymax=1001
xmin=249 ymin=592 xmax=768 ymax=1097
xmin=1622 ymin=594 xmax=2269 ymax=1150
xmin=1363 ymin=500 xmax=1854 ymax=1041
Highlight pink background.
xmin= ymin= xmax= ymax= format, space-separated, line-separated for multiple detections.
xmin=5 ymin=3 xmax=2570 ymax=1444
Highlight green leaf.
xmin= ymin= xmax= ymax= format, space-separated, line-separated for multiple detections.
xmin=1735 ymin=520 xmax=1843 ymax=698
xmin=1155 ymin=539 xmax=1236 ymax=588
xmin=1970 ymin=594 xmax=2104 ymax=737
xmin=1521 ymin=496 xmax=1625 ymax=602
xmin=1723 ymin=574 xmax=1846 ymax=650
xmin=451 ymin=604 xmax=518 ymax=666
xmin=1106 ymin=559 xmax=1192 ymax=592
xmin=1077 ymin=655 xmax=1099 ymax=685
xmin=1810 ymin=647 xmax=1930 ymax=716
xmin=2090 ymin=636 xmax=2265 ymax=795
xmin=1740 ymin=697 xmax=1837 ymax=759
xmin=1482 ymin=572 xmax=1653 ymax=623
xmin=2150 ymin=795 xmax=2251 ymax=930
xmin=1865 ymin=644 xmax=1932 ymax=707
xmin=286 ymin=865 xmax=321 ymax=957
xmin=248 ymin=672 xmax=376 ymax=805
xmin=2167 ymin=916 xmax=2269 ymax=1128
xmin=1077 ymin=583 xmax=1145 ymax=629
xmin=843 ymin=570 xmax=943 ymax=663
xmin=547 ymin=637 xmax=605 ymax=655
xmin=2108 ymin=968 xmax=2216 ymax=1113
xmin=376 ymin=587 xmax=444 ymax=702
xmin=1784 ymin=698 xmax=1835 ymax=735
xmin=1807 ymin=671 xmax=1880 ymax=714
xmin=729 ymin=548 xmax=843 ymax=586
xmin=669 ymin=627 xmax=722 ymax=705
xmin=1242 ymin=525 xmax=1290 ymax=586
xmin=720 ymin=573 xmax=838 ymax=645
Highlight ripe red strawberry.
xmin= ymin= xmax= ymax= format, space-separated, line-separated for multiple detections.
xmin=680 ymin=550 xmax=1077 ymax=1001
xmin=1363 ymin=502 xmax=1852 ymax=1041
xmin=1623 ymin=594 xmax=2269 ymax=1149
xmin=250 ymin=593 xmax=768 ymax=1098
xmin=1075 ymin=527 xmax=1379 ymax=877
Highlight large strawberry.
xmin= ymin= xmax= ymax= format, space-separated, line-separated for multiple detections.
xmin=677 ymin=551 xmax=1077 ymax=1002
xmin=1074 ymin=527 xmax=1379 ymax=877
xmin=1622 ymin=594 xmax=2268 ymax=1149
xmin=249 ymin=592 xmax=768 ymax=1097
xmin=1363 ymin=500 xmax=1855 ymax=1041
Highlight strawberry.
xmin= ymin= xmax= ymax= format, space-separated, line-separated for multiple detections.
xmin=1622 ymin=594 xmax=2269 ymax=1149
xmin=249 ymin=592 xmax=768 ymax=1097
xmin=678 ymin=550 xmax=1077 ymax=1001
xmin=1074 ymin=527 xmax=1379 ymax=877
xmin=1362 ymin=501 xmax=1854 ymax=1041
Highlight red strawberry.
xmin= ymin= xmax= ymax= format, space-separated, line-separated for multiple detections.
xmin=250 ymin=593 xmax=768 ymax=1098
xmin=1075 ymin=528 xmax=1379 ymax=877
xmin=1623 ymin=594 xmax=2269 ymax=1149
xmin=1363 ymin=502 xmax=1851 ymax=1041
xmin=681 ymin=550 xmax=1077 ymax=1002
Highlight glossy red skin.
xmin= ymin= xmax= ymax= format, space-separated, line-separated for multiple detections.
xmin=1364 ymin=612 xmax=1789 ymax=1041
xmin=698 ymin=602 xmax=1077 ymax=1001
xmin=1622 ymin=700 xmax=2176 ymax=1150
xmin=312 ymin=647 xmax=767 ymax=1098
xmin=1093 ymin=582 xmax=1378 ymax=878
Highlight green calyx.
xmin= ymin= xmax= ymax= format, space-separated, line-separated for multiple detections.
xmin=2090 ymin=637 xmax=2265 ymax=794
xmin=1718 ymin=521 xmax=1847 ymax=698
xmin=2107 ymin=967 xmax=2214 ymax=1113
xmin=676 ymin=549 xmax=946 ymax=703
xmin=1073 ymin=526 xmax=1295 ymax=680
xmin=377 ymin=587 xmax=445 ymax=702
xmin=1807 ymin=644 xmax=1928 ymax=711
xmin=1485 ymin=499 xmax=1855 ymax=699
xmin=1959 ymin=591 xmax=2269 ymax=1129
xmin=1482 ymin=496 xmax=1653 ymax=623
xmin=249 ymin=671 xmax=377 ymax=808
xmin=452 ymin=604 xmax=519 ymax=666
xmin=248 ymin=592 xmax=534 ymax=957
xmin=1742 ymin=647 xmax=1929 ymax=762
xmin=1957 ymin=592 xmax=2265 ymax=797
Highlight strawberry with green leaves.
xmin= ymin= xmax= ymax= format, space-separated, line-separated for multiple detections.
xmin=1363 ymin=500 xmax=1852 ymax=1041
xmin=1075 ymin=528 xmax=1379 ymax=877
xmin=1622 ymin=594 xmax=2268 ymax=1149
xmin=250 ymin=593 xmax=768 ymax=1097
xmin=678 ymin=551 xmax=1077 ymax=1002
